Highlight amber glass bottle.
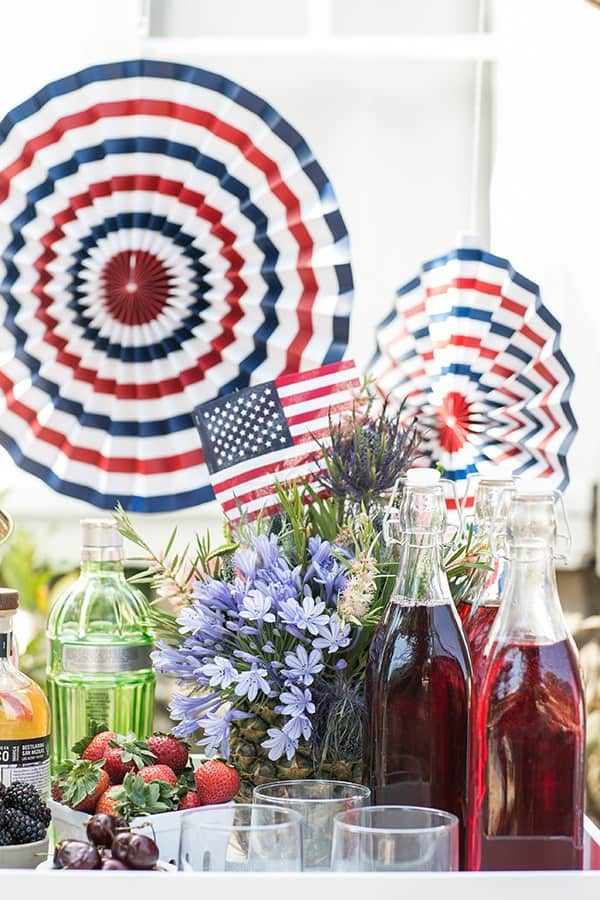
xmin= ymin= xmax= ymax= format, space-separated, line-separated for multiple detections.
xmin=0 ymin=588 xmax=51 ymax=795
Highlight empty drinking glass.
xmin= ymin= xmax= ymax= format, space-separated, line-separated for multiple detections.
xmin=179 ymin=804 xmax=303 ymax=872
xmin=253 ymin=779 xmax=370 ymax=870
xmin=331 ymin=805 xmax=459 ymax=871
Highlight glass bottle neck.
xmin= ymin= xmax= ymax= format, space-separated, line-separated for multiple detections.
xmin=472 ymin=517 xmax=507 ymax=608
xmin=492 ymin=547 xmax=566 ymax=644
xmin=393 ymin=536 xmax=451 ymax=605
xmin=80 ymin=558 xmax=125 ymax=577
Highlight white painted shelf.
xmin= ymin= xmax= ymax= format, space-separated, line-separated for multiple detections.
xmin=142 ymin=33 xmax=499 ymax=61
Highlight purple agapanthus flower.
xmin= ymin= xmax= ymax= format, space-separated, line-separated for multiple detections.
xmin=277 ymin=685 xmax=315 ymax=718
xmin=154 ymin=529 xmax=360 ymax=763
xmin=196 ymin=708 xmax=250 ymax=757
xmin=279 ymin=594 xmax=329 ymax=635
xmin=313 ymin=614 xmax=352 ymax=652
xmin=240 ymin=589 xmax=276 ymax=624
xmin=263 ymin=727 xmax=298 ymax=761
xmin=202 ymin=655 xmax=238 ymax=688
xmin=305 ymin=535 xmax=348 ymax=602
xmin=168 ymin=691 xmax=222 ymax=739
xmin=282 ymin=645 xmax=324 ymax=685
xmin=234 ymin=663 xmax=271 ymax=701
xmin=283 ymin=714 xmax=312 ymax=742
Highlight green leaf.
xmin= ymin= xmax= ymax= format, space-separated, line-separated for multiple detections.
xmin=112 ymin=773 xmax=179 ymax=818
xmin=109 ymin=735 xmax=156 ymax=768
xmin=55 ymin=758 xmax=105 ymax=808
xmin=71 ymin=720 xmax=110 ymax=757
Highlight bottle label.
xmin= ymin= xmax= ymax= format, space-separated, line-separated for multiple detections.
xmin=61 ymin=643 xmax=151 ymax=674
xmin=0 ymin=736 xmax=50 ymax=797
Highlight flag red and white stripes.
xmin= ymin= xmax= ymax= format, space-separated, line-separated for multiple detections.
xmin=194 ymin=360 xmax=360 ymax=520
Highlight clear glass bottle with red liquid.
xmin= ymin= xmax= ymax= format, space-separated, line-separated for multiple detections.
xmin=364 ymin=468 xmax=472 ymax=866
xmin=459 ymin=478 xmax=513 ymax=677
xmin=468 ymin=482 xmax=586 ymax=871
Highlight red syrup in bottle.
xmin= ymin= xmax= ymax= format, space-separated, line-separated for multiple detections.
xmin=456 ymin=598 xmax=473 ymax=625
xmin=367 ymin=602 xmax=470 ymax=836
xmin=469 ymin=638 xmax=585 ymax=870
xmin=467 ymin=484 xmax=585 ymax=871
xmin=463 ymin=602 xmax=499 ymax=677
xmin=365 ymin=469 xmax=471 ymax=868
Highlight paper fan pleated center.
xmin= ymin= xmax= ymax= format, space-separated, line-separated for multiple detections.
xmin=101 ymin=249 xmax=172 ymax=325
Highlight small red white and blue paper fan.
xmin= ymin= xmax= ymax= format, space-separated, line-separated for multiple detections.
xmin=369 ymin=244 xmax=577 ymax=507
xmin=0 ymin=59 xmax=353 ymax=512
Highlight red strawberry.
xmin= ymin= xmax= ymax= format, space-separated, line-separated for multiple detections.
xmin=53 ymin=759 xmax=110 ymax=813
xmin=137 ymin=765 xmax=177 ymax=787
xmin=95 ymin=786 xmax=120 ymax=816
xmin=76 ymin=769 xmax=110 ymax=813
xmin=194 ymin=760 xmax=240 ymax=805
xmin=146 ymin=734 xmax=188 ymax=775
xmin=82 ymin=730 xmax=116 ymax=763
xmin=179 ymin=791 xmax=203 ymax=810
xmin=103 ymin=735 xmax=155 ymax=784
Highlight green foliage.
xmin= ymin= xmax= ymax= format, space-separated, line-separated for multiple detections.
xmin=108 ymin=734 xmax=156 ymax=769
xmin=0 ymin=528 xmax=75 ymax=688
xmin=54 ymin=758 xmax=105 ymax=808
xmin=445 ymin=523 xmax=491 ymax=604
xmin=113 ymin=503 xmax=237 ymax=643
xmin=0 ymin=528 xmax=54 ymax=614
xmin=111 ymin=772 xmax=179 ymax=818
xmin=71 ymin=720 xmax=110 ymax=757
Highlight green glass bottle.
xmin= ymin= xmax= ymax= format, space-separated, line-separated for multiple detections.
xmin=47 ymin=519 xmax=155 ymax=769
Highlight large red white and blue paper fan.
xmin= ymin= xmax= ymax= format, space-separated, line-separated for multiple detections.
xmin=0 ymin=59 xmax=353 ymax=512
xmin=369 ymin=245 xmax=576 ymax=504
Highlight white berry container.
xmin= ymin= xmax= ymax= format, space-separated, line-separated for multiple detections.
xmin=0 ymin=836 xmax=49 ymax=869
xmin=49 ymin=800 xmax=232 ymax=867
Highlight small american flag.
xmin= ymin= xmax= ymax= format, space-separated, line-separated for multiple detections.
xmin=193 ymin=360 xmax=360 ymax=520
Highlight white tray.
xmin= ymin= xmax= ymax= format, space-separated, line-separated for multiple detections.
xmin=0 ymin=816 xmax=597 ymax=899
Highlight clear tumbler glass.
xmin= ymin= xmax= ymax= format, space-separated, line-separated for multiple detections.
xmin=179 ymin=803 xmax=303 ymax=872
xmin=253 ymin=779 xmax=370 ymax=870
xmin=331 ymin=805 xmax=459 ymax=871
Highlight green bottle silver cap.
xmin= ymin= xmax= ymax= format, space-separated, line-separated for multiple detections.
xmin=80 ymin=518 xmax=123 ymax=561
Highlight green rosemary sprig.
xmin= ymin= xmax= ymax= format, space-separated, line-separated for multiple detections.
xmin=113 ymin=503 xmax=237 ymax=637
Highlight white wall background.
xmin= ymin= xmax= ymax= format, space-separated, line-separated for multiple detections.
xmin=0 ymin=0 xmax=597 ymax=568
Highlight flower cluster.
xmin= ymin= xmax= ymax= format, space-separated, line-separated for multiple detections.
xmin=153 ymin=534 xmax=355 ymax=762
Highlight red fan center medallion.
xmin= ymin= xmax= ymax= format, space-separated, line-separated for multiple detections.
xmin=101 ymin=250 xmax=171 ymax=325
xmin=438 ymin=392 xmax=472 ymax=453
